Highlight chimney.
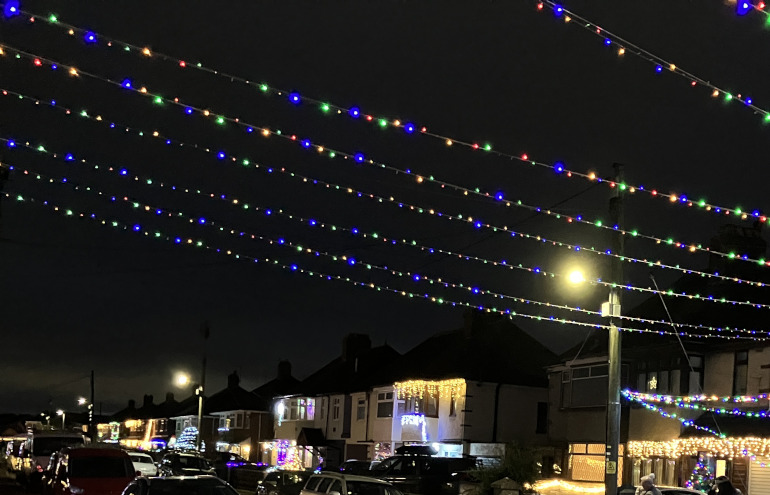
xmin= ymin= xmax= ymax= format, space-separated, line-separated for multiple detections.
xmin=342 ymin=333 xmax=371 ymax=362
xmin=227 ymin=371 xmax=240 ymax=389
xmin=128 ymin=399 xmax=136 ymax=409
xmin=165 ymin=392 xmax=175 ymax=403
xmin=143 ymin=394 xmax=153 ymax=407
xmin=277 ymin=361 xmax=292 ymax=380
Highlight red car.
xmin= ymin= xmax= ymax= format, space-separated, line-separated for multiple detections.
xmin=50 ymin=447 xmax=136 ymax=495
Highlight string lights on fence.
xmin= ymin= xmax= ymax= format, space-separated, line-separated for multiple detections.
xmin=536 ymin=1 xmax=770 ymax=128
xmin=0 ymin=46 xmax=767 ymax=271
xmin=6 ymin=123 xmax=770 ymax=317
xmin=11 ymin=159 xmax=770 ymax=342
xmin=1 ymin=9 xmax=768 ymax=227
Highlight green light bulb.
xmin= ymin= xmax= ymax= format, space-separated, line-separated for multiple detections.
xmin=216 ymin=116 xmax=225 ymax=125
xmin=725 ymin=93 xmax=733 ymax=101
xmin=49 ymin=14 xmax=58 ymax=22
xmin=259 ymin=84 xmax=268 ymax=92
xmin=321 ymin=103 xmax=330 ymax=113
xmin=153 ymin=96 xmax=163 ymax=105
xmin=378 ymin=119 xmax=388 ymax=128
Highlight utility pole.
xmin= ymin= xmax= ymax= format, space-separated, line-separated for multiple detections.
xmin=604 ymin=163 xmax=624 ymax=495
xmin=89 ymin=370 xmax=95 ymax=441
xmin=196 ymin=321 xmax=209 ymax=452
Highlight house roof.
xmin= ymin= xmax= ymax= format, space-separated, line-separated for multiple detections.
xmin=203 ymin=372 xmax=269 ymax=413
xmin=253 ymin=375 xmax=302 ymax=401
xmin=299 ymin=343 xmax=401 ymax=395
xmin=390 ymin=310 xmax=558 ymax=387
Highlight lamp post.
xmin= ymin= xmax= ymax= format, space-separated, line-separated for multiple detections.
xmin=603 ymin=163 xmax=624 ymax=495
xmin=78 ymin=397 xmax=95 ymax=440
xmin=175 ymin=372 xmax=204 ymax=452
xmin=56 ymin=409 xmax=66 ymax=430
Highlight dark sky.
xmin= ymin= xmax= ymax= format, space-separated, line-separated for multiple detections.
xmin=2 ymin=0 xmax=770 ymax=415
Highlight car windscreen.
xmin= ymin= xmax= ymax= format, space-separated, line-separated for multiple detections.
xmin=70 ymin=456 xmax=133 ymax=478
xmin=344 ymin=481 xmax=391 ymax=495
xmin=148 ymin=479 xmax=239 ymax=495
xmin=130 ymin=455 xmax=154 ymax=464
xmin=33 ymin=437 xmax=85 ymax=456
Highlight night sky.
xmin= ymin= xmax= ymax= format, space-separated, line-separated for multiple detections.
xmin=2 ymin=0 xmax=770 ymax=415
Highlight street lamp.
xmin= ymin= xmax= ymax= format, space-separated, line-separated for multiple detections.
xmin=56 ymin=409 xmax=66 ymax=430
xmin=175 ymin=372 xmax=204 ymax=452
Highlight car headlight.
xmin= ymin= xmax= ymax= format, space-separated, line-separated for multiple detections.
xmin=69 ymin=485 xmax=85 ymax=494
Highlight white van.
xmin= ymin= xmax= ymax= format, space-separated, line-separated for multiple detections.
xmin=16 ymin=430 xmax=87 ymax=485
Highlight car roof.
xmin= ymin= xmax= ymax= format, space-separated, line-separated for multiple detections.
xmin=66 ymin=447 xmax=129 ymax=457
xmin=311 ymin=473 xmax=391 ymax=484
xmin=145 ymin=475 xmax=224 ymax=483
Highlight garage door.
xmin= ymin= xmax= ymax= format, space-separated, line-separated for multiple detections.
xmin=749 ymin=458 xmax=770 ymax=495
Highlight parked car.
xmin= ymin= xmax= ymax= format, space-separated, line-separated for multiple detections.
xmin=209 ymin=452 xmax=253 ymax=479
xmin=40 ymin=452 xmax=61 ymax=495
xmin=369 ymin=456 xmax=478 ymax=495
xmin=122 ymin=475 xmax=240 ymax=495
xmin=300 ymin=472 xmax=402 ymax=495
xmin=48 ymin=447 xmax=137 ymax=495
xmin=339 ymin=460 xmax=372 ymax=476
xmin=158 ymin=452 xmax=216 ymax=477
xmin=16 ymin=431 xmax=88 ymax=487
xmin=128 ymin=452 xmax=159 ymax=477
xmin=257 ymin=470 xmax=312 ymax=495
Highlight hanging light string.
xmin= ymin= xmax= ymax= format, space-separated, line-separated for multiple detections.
xmin=621 ymin=390 xmax=726 ymax=437
xmin=4 ymin=87 xmax=770 ymax=294
xmin=623 ymin=391 xmax=770 ymax=469
xmin=2 ymin=7 xmax=767 ymax=227
xmin=0 ymin=46 xmax=766 ymax=271
xmin=537 ymin=1 xmax=770 ymax=125
xmin=7 ymin=155 xmax=770 ymax=340
xmin=7 ymin=127 xmax=770 ymax=316
xmin=731 ymin=1 xmax=770 ymax=18
xmin=628 ymin=437 xmax=770 ymax=466
xmin=624 ymin=390 xmax=770 ymax=419
xmin=625 ymin=390 xmax=770 ymax=404
xmin=5 ymin=186 xmax=729 ymax=341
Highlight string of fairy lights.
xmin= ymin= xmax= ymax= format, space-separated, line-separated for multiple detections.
xmin=625 ymin=391 xmax=770 ymax=404
xmin=8 ymin=153 xmax=770 ymax=340
xmin=1 ymin=1 xmax=765 ymax=346
xmin=1 ymin=45 xmax=768 ymax=272
xmin=3 ymin=2 xmax=769 ymax=228
xmin=622 ymin=390 xmax=770 ymax=469
xmin=7 ymin=89 xmax=767 ymax=300
xmin=536 ymin=1 xmax=770 ymax=127
xmin=8 ymin=86 xmax=770 ymax=293
xmin=623 ymin=390 xmax=770 ymax=419
xmin=7 ymin=121 xmax=770 ymax=317
xmin=8 ymin=177 xmax=769 ymax=343
xmin=6 ymin=186 xmax=742 ymax=342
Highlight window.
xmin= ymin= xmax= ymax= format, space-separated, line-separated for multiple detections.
xmin=449 ymin=395 xmax=457 ymax=417
xmin=357 ymin=399 xmax=366 ymax=420
xmin=561 ymin=364 xmax=608 ymax=408
xmin=734 ymin=351 xmax=749 ymax=395
xmin=332 ymin=398 xmax=341 ymax=420
xmin=235 ymin=413 xmax=243 ymax=429
xmin=424 ymin=395 xmax=439 ymax=418
xmin=377 ymin=392 xmax=393 ymax=418
xmin=329 ymin=480 xmax=342 ymax=494
xmin=535 ymin=402 xmax=548 ymax=434
xmin=317 ymin=477 xmax=333 ymax=493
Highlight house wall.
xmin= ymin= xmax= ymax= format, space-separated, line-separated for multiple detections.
xmin=747 ymin=347 xmax=770 ymax=395
xmin=437 ymin=384 xmax=465 ymax=442
xmin=547 ymin=372 xmax=605 ymax=443
xmin=464 ymin=381 xmax=548 ymax=445
xmin=704 ymin=353 xmax=734 ymax=395
xmin=325 ymin=393 xmax=346 ymax=440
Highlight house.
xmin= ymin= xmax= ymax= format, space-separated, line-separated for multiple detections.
xmin=269 ymin=310 xmax=558 ymax=470
xmin=547 ymin=223 xmax=770 ymax=493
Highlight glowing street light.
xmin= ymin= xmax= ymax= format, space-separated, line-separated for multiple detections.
xmin=77 ymin=397 xmax=87 ymax=406
xmin=174 ymin=371 xmax=204 ymax=451
xmin=56 ymin=409 xmax=66 ymax=430
xmin=567 ymin=269 xmax=586 ymax=285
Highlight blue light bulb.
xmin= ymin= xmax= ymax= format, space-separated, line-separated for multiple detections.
xmin=349 ymin=107 xmax=360 ymax=118
xmin=737 ymin=1 xmax=752 ymax=15
xmin=405 ymin=123 xmax=415 ymax=134
xmin=354 ymin=153 xmax=365 ymax=163
xmin=199 ymin=218 xmax=206 ymax=224
xmin=185 ymin=107 xmax=193 ymax=115
xmin=655 ymin=65 xmax=662 ymax=73
xmin=604 ymin=38 xmax=611 ymax=46
xmin=554 ymin=4 xmax=564 ymax=16
xmin=65 ymin=154 xmax=75 ymax=161
xmin=7 ymin=140 xmax=16 ymax=148
xmin=84 ymin=31 xmax=97 ymax=44
xmin=3 ymin=1 xmax=20 ymax=18
xmin=554 ymin=162 xmax=565 ymax=173
xmin=217 ymin=151 xmax=226 ymax=160
xmin=289 ymin=92 xmax=301 ymax=105
xmin=119 ymin=168 xmax=128 ymax=175
xmin=121 ymin=79 xmax=132 ymax=89
xmin=302 ymin=139 xmax=311 ymax=148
